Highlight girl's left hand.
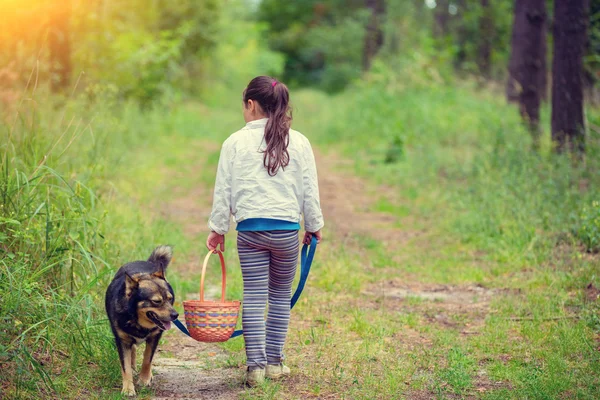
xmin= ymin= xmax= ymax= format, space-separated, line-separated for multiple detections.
xmin=206 ymin=231 xmax=225 ymax=253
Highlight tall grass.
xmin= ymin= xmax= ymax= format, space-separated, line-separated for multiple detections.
xmin=0 ymin=83 xmax=201 ymax=398
xmin=2 ymin=57 xmax=599 ymax=399
xmin=296 ymin=62 xmax=600 ymax=270
xmin=290 ymin=63 xmax=600 ymax=398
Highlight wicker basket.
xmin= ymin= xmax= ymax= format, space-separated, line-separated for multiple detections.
xmin=182 ymin=250 xmax=241 ymax=342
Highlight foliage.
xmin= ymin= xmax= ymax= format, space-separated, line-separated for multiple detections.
xmin=257 ymin=0 xmax=520 ymax=90
xmin=303 ymin=13 xmax=368 ymax=92
xmin=448 ymin=0 xmax=514 ymax=78
xmin=1 ymin=0 xmax=600 ymax=398
xmin=384 ymin=135 xmax=404 ymax=164
xmin=588 ymin=0 xmax=600 ymax=84
xmin=0 ymin=84 xmax=193 ymax=398
xmin=198 ymin=2 xmax=285 ymax=105
xmin=289 ymin=66 xmax=600 ymax=398
xmin=577 ymin=201 xmax=600 ymax=252
xmin=0 ymin=8 xmax=284 ymax=395
xmin=300 ymin=62 xmax=600 ymax=265
xmin=1 ymin=91 xmax=110 ymax=397
xmin=1 ymin=0 xmax=222 ymax=104
xmin=258 ymin=0 xmax=369 ymax=91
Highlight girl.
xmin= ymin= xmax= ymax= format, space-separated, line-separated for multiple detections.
xmin=206 ymin=76 xmax=324 ymax=386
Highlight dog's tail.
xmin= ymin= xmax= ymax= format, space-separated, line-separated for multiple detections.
xmin=148 ymin=245 xmax=173 ymax=270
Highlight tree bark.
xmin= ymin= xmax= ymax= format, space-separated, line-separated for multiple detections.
xmin=551 ymin=0 xmax=588 ymax=153
xmin=48 ymin=1 xmax=72 ymax=91
xmin=539 ymin=18 xmax=548 ymax=101
xmin=363 ymin=0 xmax=386 ymax=71
xmin=506 ymin=0 xmax=547 ymax=140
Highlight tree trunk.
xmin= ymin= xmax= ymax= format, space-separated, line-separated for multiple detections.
xmin=506 ymin=0 xmax=547 ymax=141
xmin=48 ymin=1 xmax=72 ymax=91
xmin=539 ymin=20 xmax=548 ymax=101
xmin=551 ymin=0 xmax=588 ymax=153
xmin=363 ymin=0 xmax=386 ymax=71
xmin=477 ymin=0 xmax=493 ymax=78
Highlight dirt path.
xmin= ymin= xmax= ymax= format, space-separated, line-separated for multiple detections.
xmin=150 ymin=143 xmax=246 ymax=400
xmin=148 ymin=147 xmax=489 ymax=399
xmin=315 ymin=150 xmax=417 ymax=246
xmin=148 ymin=147 xmax=410 ymax=399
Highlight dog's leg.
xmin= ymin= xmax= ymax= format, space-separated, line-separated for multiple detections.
xmin=139 ymin=333 xmax=161 ymax=386
xmin=120 ymin=344 xmax=136 ymax=396
xmin=131 ymin=344 xmax=137 ymax=372
xmin=112 ymin=331 xmax=136 ymax=396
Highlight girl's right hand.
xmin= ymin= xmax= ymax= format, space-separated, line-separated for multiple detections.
xmin=207 ymin=231 xmax=225 ymax=253
xmin=303 ymin=230 xmax=322 ymax=245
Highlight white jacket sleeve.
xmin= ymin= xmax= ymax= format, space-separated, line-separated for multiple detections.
xmin=302 ymin=139 xmax=324 ymax=232
xmin=208 ymin=140 xmax=233 ymax=235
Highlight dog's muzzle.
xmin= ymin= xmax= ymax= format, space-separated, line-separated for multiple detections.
xmin=147 ymin=311 xmax=175 ymax=331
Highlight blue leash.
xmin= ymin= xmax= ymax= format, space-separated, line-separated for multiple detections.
xmin=173 ymin=235 xmax=318 ymax=340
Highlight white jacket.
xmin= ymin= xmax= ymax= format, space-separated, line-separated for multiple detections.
xmin=208 ymin=118 xmax=324 ymax=235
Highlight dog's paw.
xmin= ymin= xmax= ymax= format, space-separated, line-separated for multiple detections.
xmin=121 ymin=382 xmax=136 ymax=397
xmin=139 ymin=371 xmax=153 ymax=387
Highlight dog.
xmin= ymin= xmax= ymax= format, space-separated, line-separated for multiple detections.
xmin=105 ymin=245 xmax=178 ymax=396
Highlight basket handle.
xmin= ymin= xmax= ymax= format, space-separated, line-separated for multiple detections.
xmin=199 ymin=250 xmax=226 ymax=302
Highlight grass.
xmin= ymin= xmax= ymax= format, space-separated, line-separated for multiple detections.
xmin=2 ymin=64 xmax=600 ymax=399
xmin=234 ymin=70 xmax=600 ymax=398
xmin=285 ymin=70 xmax=599 ymax=398
xmin=0 ymin=88 xmax=226 ymax=398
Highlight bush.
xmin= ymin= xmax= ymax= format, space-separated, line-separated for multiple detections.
xmin=577 ymin=201 xmax=600 ymax=253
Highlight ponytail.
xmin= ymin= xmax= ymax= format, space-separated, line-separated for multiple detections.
xmin=243 ymin=76 xmax=292 ymax=176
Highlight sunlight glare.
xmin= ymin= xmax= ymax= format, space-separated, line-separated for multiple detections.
xmin=425 ymin=0 xmax=437 ymax=10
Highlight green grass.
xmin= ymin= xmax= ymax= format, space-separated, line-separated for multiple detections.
xmin=2 ymin=64 xmax=600 ymax=399
xmin=280 ymin=68 xmax=599 ymax=398
xmin=0 ymin=89 xmax=230 ymax=398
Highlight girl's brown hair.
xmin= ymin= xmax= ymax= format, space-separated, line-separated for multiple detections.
xmin=243 ymin=76 xmax=292 ymax=176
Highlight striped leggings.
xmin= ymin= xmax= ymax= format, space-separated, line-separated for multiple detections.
xmin=237 ymin=230 xmax=299 ymax=369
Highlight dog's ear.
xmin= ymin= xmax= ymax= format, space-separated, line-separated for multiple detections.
xmin=125 ymin=273 xmax=139 ymax=297
xmin=152 ymin=267 xmax=165 ymax=280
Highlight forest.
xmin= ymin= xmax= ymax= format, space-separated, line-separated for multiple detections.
xmin=1 ymin=0 xmax=599 ymax=399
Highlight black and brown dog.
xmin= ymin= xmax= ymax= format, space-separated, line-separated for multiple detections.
xmin=105 ymin=245 xmax=178 ymax=396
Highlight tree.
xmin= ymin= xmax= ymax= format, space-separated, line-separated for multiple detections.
xmin=363 ymin=0 xmax=386 ymax=70
xmin=551 ymin=0 xmax=588 ymax=153
xmin=506 ymin=0 xmax=547 ymax=140
xmin=258 ymin=0 xmax=373 ymax=91
xmin=440 ymin=1 xmax=513 ymax=79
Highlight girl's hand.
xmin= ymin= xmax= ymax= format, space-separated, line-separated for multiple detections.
xmin=303 ymin=230 xmax=322 ymax=245
xmin=207 ymin=231 xmax=225 ymax=253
